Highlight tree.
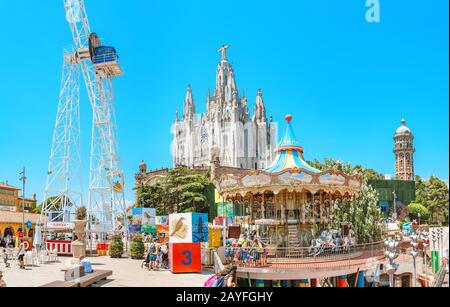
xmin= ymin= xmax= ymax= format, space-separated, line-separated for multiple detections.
xmin=33 ymin=196 xmax=74 ymax=214
xmin=308 ymin=158 xmax=384 ymax=181
xmin=408 ymin=203 xmax=430 ymax=223
xmin=415 ymin=176 xmax=449 ymax=226
xmin=331 ymin=184 xmax=385 ymax=244
xmin=135 ymin=166 xmax=211 ymax=215
xmin=390 ymin=203 xmax=409 ymax=222
xmin=136 ymin=183 xmax=170 ymax=215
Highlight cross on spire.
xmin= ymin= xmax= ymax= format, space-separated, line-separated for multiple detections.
xmin=218 ymin=44 xmax=230 ymax=61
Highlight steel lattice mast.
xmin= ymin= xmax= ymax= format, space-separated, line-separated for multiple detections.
xmin=40 ymin=0 xmax=126 ymax=234
xmin=41 ymin=49 xmax=83 ymax=223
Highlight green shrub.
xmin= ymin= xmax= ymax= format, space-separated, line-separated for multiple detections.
xmin=408 ymin=203 xmax=430 ymax=223
xmin=109 ymin=234 xmax=124 ymax=258
xmin=130 ymin=234 xmax=145 ymax=259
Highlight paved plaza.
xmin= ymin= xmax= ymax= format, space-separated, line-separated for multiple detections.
xmin=1 ymin=255 xmax=213 ymax=287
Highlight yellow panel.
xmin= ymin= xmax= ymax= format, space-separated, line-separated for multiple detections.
xmin=208 ymin=227 xmax=222 ymax=247
xmin=283 ymin=150 xmax=297 ymax=170
xmin=215 ymin=189 xmax=224 ymax=203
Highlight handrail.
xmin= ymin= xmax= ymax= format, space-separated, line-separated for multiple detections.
xmin=92 ymin=53 xmax=119 ymax=64
xmin=220 ymin=241 xmax=384 ymax=268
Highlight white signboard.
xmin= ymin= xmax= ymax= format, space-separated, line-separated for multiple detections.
xmin=46 ymin=222 xmax=75 ymax=230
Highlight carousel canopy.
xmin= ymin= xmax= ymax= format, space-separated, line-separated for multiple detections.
xmin=266 ymin=115 xmax=321 ymax=174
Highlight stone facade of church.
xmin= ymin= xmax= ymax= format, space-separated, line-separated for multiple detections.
xmin=172 ymin=46 xmax=276 ymax=169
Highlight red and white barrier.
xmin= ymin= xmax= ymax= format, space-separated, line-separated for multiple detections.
xmin=46 ymin=240 xmax=72 ymax=256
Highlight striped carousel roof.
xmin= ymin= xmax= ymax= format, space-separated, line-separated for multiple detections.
xmin=265 ymin=115 xmax=321 ymax=174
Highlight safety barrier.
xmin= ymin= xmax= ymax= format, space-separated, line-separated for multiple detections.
xmin=220 ymin=241 xmax=385 ymax=269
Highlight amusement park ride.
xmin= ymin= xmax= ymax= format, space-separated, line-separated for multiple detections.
xmin=39 ymin=0 xmax=126 ymax=237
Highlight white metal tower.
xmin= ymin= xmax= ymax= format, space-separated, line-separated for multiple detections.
xmin=40 ymin=0 xmax=126 ymax=234
xmin=41 ymin=49 xmax=83 ymax=223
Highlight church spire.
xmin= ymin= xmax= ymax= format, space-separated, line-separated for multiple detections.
xmin=253 ymin=88 xmax=267 ymax=123
xmin=183 ymin=84 xmax=195 ymax=120
xmin=214 ymin=45 xmax=237 ymax=103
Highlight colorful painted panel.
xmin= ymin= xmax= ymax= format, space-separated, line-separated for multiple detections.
xmin=169 ymin=243 xmax=202 ymax=273
xmin=208 ymin=227 xmax=222 ymax=248
xmin=156 ymin=215 xmax=169 ymax=225
xmin=192 ymin=213 xmax=208 ymax=243
xmin=128 ymin=224 xmax=141 ymax=234
xmin=169 ymin=213 xmax=193 ymax=244
xmin=141 ymin=224 xmax=157 ymax=236
xmin=131 ymin=208 xmax=156 ymax=226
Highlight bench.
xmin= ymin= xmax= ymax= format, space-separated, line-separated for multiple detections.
xmin=40 ymin=280 xmax=79 ymax=288
xmin=78 ymin=270 xmax=113 ymax=287
xmin=62 ymin=266 xmax=85 ymax=281
xmin=40 ymin=270 xmax=112 ymax=288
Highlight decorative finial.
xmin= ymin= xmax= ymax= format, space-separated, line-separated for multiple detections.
xmin=285 ymin=114 xmax=293 ymax=123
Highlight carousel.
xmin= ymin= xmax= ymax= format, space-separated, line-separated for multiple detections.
xmin=212 ymin=115 xmax=363 ymax=248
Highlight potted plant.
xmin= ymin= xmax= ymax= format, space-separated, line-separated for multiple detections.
xmin=109 ymin=234 xmax=124 ymax=258
xmin=129 ymin=234 xmax=145 ymax=259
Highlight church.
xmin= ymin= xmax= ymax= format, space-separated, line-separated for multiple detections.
xmin=172 ymin=45 xmax=276 ymax=170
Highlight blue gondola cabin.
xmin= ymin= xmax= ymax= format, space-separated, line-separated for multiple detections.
xmin=92 ymin=46 xmax=123 ymax=77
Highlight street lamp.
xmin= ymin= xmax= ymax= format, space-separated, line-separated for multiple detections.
xmin=384 ymin=237 xmax=400 ymax=287
xmin=19 ymin=167 xmax=27 ymax=239
xmin=392 ymin=190 xmax=397 ymax=222
xmin=410 ymin=233 xmax=419 ymax=287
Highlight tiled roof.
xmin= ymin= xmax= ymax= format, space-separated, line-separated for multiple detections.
xmin=0 ymin=211 xmax=46 ymax=224
xmin=0 ymin=183 xmax=20 ymax=191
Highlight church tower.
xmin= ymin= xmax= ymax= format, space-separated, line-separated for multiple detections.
xmin=394 ymin=117 xmax=415 ymax=181
xmin=173 ymin=45 xmax=275 ymax=170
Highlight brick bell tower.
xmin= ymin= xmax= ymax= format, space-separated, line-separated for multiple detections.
xmin=394 ymin=117 xmax=415 ymax=181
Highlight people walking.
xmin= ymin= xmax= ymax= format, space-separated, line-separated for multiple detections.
xmin=2 ymin=249 xmax=10 ymax=268
xmin=17 ymin=240 xmax=26 ymax=269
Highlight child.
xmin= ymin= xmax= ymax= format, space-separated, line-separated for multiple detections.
xmin=224 ymin=241 xmax=232 ymax=264
xmin=148 ymin=240 xmax=158 ymax=270
xmin=233 ymin=243 xmax=241 ymax=265
xmin=2 ymin=249 xmax=9 ymax=268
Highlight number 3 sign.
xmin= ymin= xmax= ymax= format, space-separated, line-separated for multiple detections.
xmin=169 ymin=243 xmax=202 ymax=273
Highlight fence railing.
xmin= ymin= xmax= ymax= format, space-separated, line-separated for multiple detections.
xmin=93 ymin=53 xmax=119 ymax=65
xmin=219 ymin=241 xmax=385 ymax=269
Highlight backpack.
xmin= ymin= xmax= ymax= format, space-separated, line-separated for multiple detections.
xmin=203 ymin=275 xmax=218 ymax=287
xmin=212 ymin=276 xmax=225 ymax=287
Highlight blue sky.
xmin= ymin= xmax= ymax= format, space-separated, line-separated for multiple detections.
xmin=0 ymin=0 xmax=448 ymax=204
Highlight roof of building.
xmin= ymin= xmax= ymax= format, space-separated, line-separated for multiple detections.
xmin=0 ymin=211 xmax=46 ymax=225
xmin=0 ymin=183 xmax=20 ymax=191
xmin=395 ymin=118 xmax=411 ymax=135
xmin=265 ymin=115 xmax=322 ymax=174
